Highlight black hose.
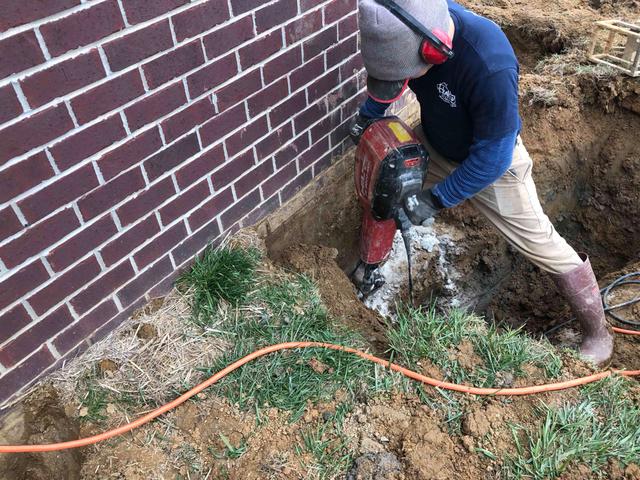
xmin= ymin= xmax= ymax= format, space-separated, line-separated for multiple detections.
xmin=400 ymin=226 xmax=414 ymax=307
xmin=544 ymin=271 xmax=640 ymax=336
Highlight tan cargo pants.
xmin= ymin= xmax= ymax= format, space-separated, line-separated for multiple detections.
xmin=416 ymin=126 xmax=583 ymax=274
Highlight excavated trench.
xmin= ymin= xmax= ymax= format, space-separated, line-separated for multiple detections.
xmin=267 ymin=31 xmax=640 ymax=372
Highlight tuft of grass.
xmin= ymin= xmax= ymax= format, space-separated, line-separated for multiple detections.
xmin=200 ymin=275 xmax=385 ymax=421
xmin=178 ymin=245 xmax=261 ymax=326
xmin=505 ymin=376 xmax=640 ymax=479
xmin=387 ymin=305 xmax=562 ymax=388
xmin=78 ymin=385 xmax=109 ymax=423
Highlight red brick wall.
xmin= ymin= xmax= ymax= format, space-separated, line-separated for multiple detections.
xmin=0 ymin=0 xmax=415 ymax=406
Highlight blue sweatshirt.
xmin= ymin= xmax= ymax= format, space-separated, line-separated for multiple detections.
xmin=360 ymin=1 xmax=521 ymax=208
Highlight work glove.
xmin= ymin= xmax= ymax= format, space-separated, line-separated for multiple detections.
xmin=403 ymin=189 xmax=443 ymax=227
xmin=348 ymin=113 xmax=377 ymax=145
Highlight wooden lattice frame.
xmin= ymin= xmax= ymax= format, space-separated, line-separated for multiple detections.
xmin=589 ymin=19 xmax=640 ymax=77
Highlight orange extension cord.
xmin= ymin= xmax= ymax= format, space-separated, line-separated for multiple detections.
xmin=0 ymin=329 xmax=639 ymax=453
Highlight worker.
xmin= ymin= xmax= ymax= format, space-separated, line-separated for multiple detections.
xmin=350 ymin=0 xmax=614 ymax=365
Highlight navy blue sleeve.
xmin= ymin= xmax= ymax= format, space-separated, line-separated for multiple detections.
xmin=432 ymin=130 xmax=518 ymax=207
xmin=359 ymin=97 xmax=389 ymax=119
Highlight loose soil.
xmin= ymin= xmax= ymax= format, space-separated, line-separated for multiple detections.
xmin=2 ymin=0 xmax=640 ymax=479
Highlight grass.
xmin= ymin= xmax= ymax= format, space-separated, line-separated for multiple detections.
xmin=387 ymin=305 xmax=563 ymax=387
xmin=199 ymin=274 xmax=386 ymax=421
xmin=178 ymin=245 xmax=261 ymax=326
xmin=505 ymin=376 xmax=640 ymax=479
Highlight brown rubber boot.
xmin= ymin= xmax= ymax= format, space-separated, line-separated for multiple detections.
xmin=552 ymin=253 xmax=614 ymax=366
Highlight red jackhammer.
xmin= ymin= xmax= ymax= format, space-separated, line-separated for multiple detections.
xmin=353 ymin=116 xmax=429 ymax=302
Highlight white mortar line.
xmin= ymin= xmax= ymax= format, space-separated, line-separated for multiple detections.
xmin=139 ymin=67 xmax=150 ymax=92
xmin=168 ymin=17 xmax=178 ymax=46
xmin=11 ymin=203 xmax=28 ymax=226
xmin=120 ymin=110 xmax=131 ymax=135
xmin=41 ymin=258 xmax=55 ymax=276
xmin=116 ymin=0 xmax=130 ymax=27
xmin=12 ymin=82 xmax=31 ymax=112
xmin=33 ymin=27 xmax=52 ymax=61
xmin=71 ymin=203 xmax=85 ymax=224
xmin=98 ymin=46 xmax=112 ymax=75
xmin=65 ymin=100 xmax=79 ymax=128
xmin=44 ymin=148 xmax=61 ymax=174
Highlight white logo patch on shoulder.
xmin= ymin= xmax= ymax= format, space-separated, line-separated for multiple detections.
xmin=437 ymin=82 xmax=457 ymax=108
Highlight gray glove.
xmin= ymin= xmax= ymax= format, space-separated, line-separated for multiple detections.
xmin=349 ymin=114 xmax=377 ymax=145
xmin=403 ymin=189 xmax=443 ymax=226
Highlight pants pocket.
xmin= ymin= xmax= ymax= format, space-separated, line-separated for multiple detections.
xmin=492 ymin=148 xmax=536 ymax=216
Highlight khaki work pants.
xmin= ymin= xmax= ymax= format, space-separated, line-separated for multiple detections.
xmin=416 ymin=126 xmax=583 ymax=274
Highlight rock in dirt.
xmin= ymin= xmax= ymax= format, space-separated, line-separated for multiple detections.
xmin=136 ymin=323 xmax=158 ymax=340
xmin=0 ymin=386 xmax=82 ymax=480
xmin=347 ymin=452 xmax=403 ymax=480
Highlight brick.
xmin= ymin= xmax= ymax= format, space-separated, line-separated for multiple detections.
xmin=0 ymin=151 xmax=54 ymax=204
xmin=290 ymin=55 xmax=324 ymax=91
xmin=70 ymin=262 xmax=134 ymax=315
xmin=0 ymin=104 xmax=73 ymax=166
xmin=0 ymin=209 xmax=79 ymax=270
xmin=225 ymin=116 xmax=268 ymax=157
xmin=0 ymin=346 xmax=55 ymax=405
xmin=221 ymin=188 xmax=260 ymax=229
xmin=0 ymin=306 xmax=73 ymax=367
xmin=172 ymin=1 xmax=230 ymax=42
xmin=329 ymin=76 xmax=358 ymax=109
xmin=186 ymin=188 xmax=233 ymax=231
xmin=173 ymin=217 xmax=221 ymax=266
xmin=230 ymin=0 xmax=267 ymax=15
xmin=49 ymin=115 xmax=126 ymax=171
xmin=0 ymin=207 xmax=22 ymax=243
xmin=256 ymin=122 xmax=294 ymax=160
xmin=104 ymin=20 xmax=173 ymax=72
xmin=40 ymin=0 xmax=125 ymax=57
xmin=134 ymin=221 xmax=187 ymax=269
xmin=281 ymin=168 xmax=312 ymax=203
xmin=159 ymin=179 xmax=209 ymax=225
xmin=338 ymin=12 xmax=358 ymax=40
xmin=29 ymin=257 xmax=101 ymax=316
xmin=245 ymin=192 xmax=279 ymax=226
xmin=54 ymin=300 xmax=119 ymax=354
xmin=117 ymin=255 xmax=172 ymax=307
xmin=262 ymin=160 xmax=295 ymax=199
xmin=310 ymin=108 xmax=340 ymax=143
xmin=327 ymin=34 xmax=357 ymax=69
xmin=304 ymin=25 xmax=337 ymax=61
xmin=339 ymin=53 xmax=364 ymax=81
xmin=274 ymin=133 xmax=309 ymax=168
xmin=215 ymin=69 xmax=261 ymax=112
xmin=78 ymin=168 xmax=145 ymax=221
xmin=147 ymin=268 xmax=179 ymax=298
xmin=299 ymin=136 xmax=329 ymax=170
xmin=19 ymin=163 xmax=99 ymax=223
xmin=324 ymin=0 xmax=356 ymax=24
xmin=313 ymin=150 xmax=333 ymax=176
xmin=0 ymin=31 xmax=46 ymax=78
xmin=301 ymin=0 xmax=325 ymax=11
xmin=143 ymin=41 xmax=205 ymax=90
xmin=186 ymin=53 xmax=237 ymax=98
xmin=212 ymin=149 xmax=255 ymax=190
xmin=97 ymin=128 xmax=163 ymax=181
xmin=235 ymin=159 xmax=274 ymax=197
xmin=161 ymin=97 xmax=215 ymax=144
xmin=256 ymin=0 xmax=297 ymax=33
xmin=117 ymin=177 xmax=175 ymax=227
xmin=263 ymin=46 xmax=302 ymax=85
xmin=202 ymin=16 xmax=254 ymax=60
xmin=247 ymin=79 xmax=287 ymax=117
xmin=285 ymin=9 xmax=322 ymax=45
xmin=0 ymin=261 xmax=49 ymax=312
xmin=47 ymin=214 xmax=118 ymax=272
xmin=20 ymin=50 xmax=105 ymax=109
xmin=199 ymin=103 xmax=247 ymax=146
xmin=0 ymin=84 xmax=23 ymax=124
xmin=125 ymin=82 xmax=187 ymax=132
xmin=71 ymin=70 xmax=145 ymax=124
xmin=329 ymin=117 xmax=351 ymax=148
xmin=1 ymin=1 xmax=80 ymax=31
xmin=143 ymin=132 xmax=200 ymax=181
xmin=100 ymin=215 xmax=160 ymax=266
xmin=239 ymin=31 xmax=282 ymax=70
xmin=307 ymin=68 xmax=340 ymax=103
xmin=121 ymin=0 xmax=189 ymax=24
xmin=294 ymin=99 xmax=327 ymax=134
xmin=175 ymin=144 xmax=224 ymax=189
xmin=0 ymin=304 xmax=31 ymax=345
xmin=269 ymin=90 xmax=305 ymax=128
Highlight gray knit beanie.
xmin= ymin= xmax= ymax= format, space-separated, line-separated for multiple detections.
xmin=359 ymin=0 xmax=452 ymax=81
